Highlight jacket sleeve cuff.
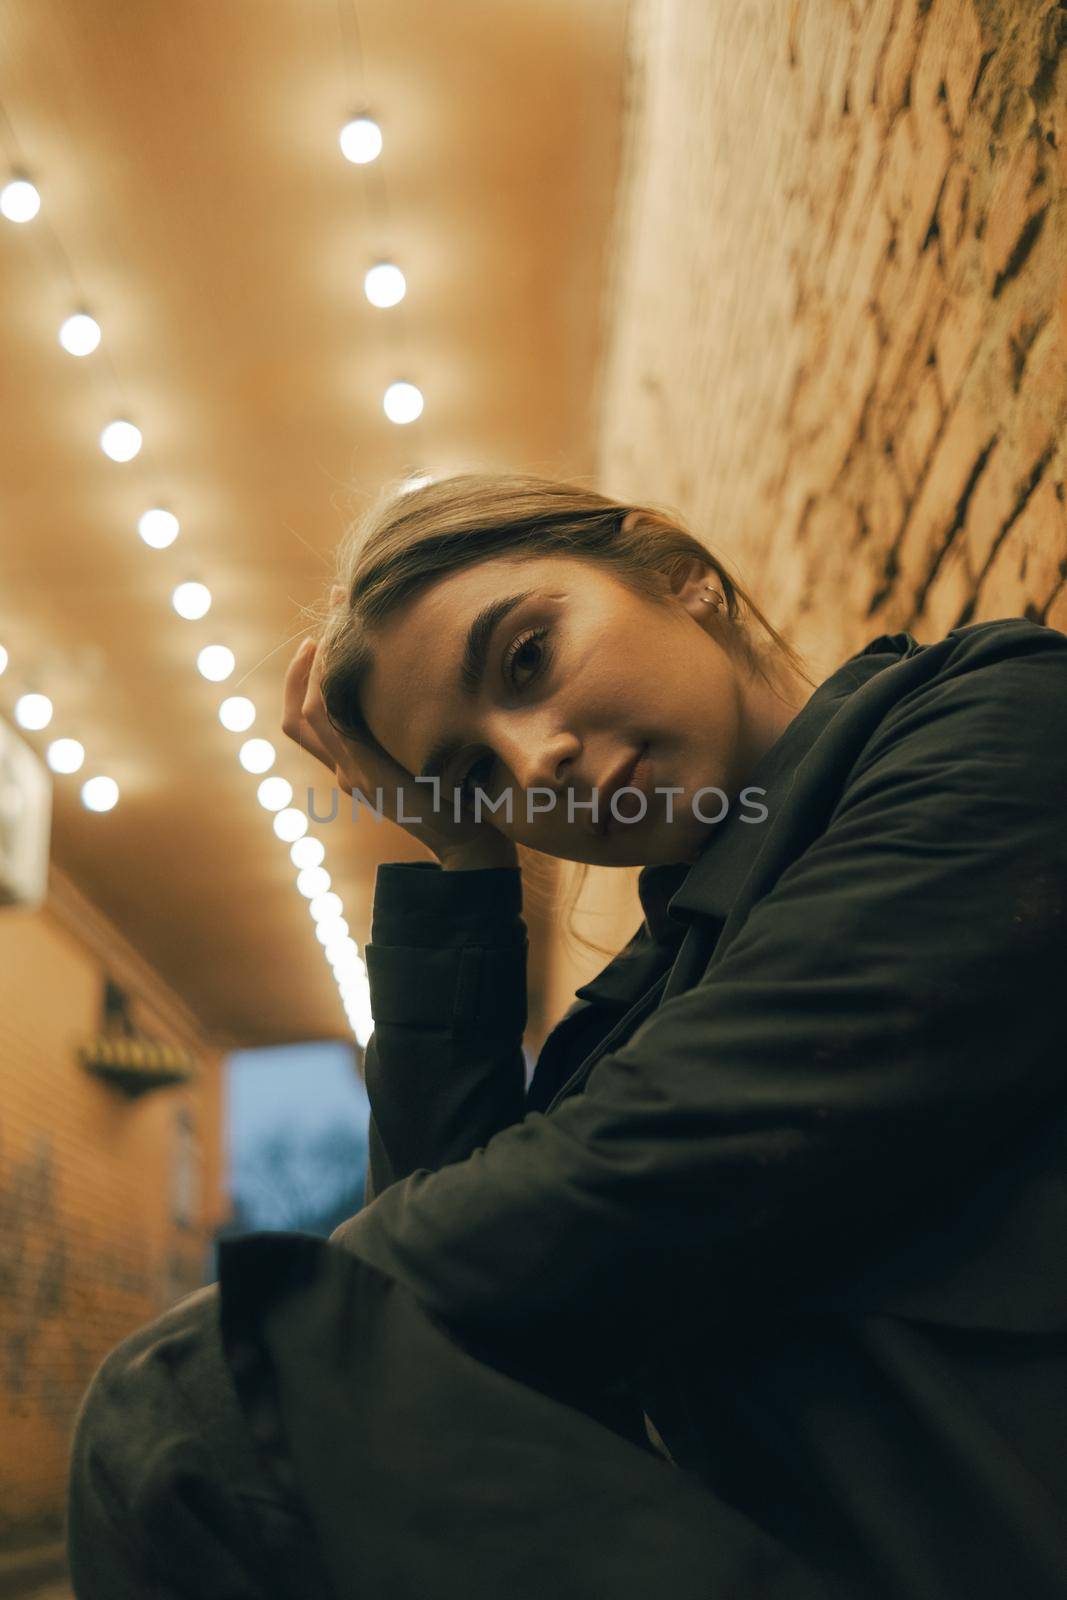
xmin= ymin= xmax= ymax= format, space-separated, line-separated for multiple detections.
xmin=370 ymin=861 xmax=525 ymax=948
xmin=365 ymin=862 xmax=528 ymax=1032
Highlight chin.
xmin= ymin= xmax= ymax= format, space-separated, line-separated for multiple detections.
xmin=541 ymin=813 xmax=706 ymax=868
xmin=602 ymin=825 xmax=695 ymax=869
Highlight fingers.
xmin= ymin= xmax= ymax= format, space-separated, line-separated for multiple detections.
xmin=282 ymin=634 xmax=371 ymax=801
xmin=281 ymin=638 xmax=315 ymax=740
xmin=301 ymin=634 xmax=334 ymax=742
xmin=281 ymin=638 xmax=338 ymax=771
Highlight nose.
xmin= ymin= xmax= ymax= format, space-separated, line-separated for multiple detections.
xmin=492 ymin=719 xmax=579 ymax=800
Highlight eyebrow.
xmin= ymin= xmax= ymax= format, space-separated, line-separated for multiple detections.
xmin=416 ymin=590 xmax=535 ymax=782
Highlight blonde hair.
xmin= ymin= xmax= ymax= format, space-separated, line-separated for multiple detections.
xmin=316 ymin=471 xmax=815 ymax=960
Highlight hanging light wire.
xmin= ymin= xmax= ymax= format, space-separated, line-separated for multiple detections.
xmin=0 ymin=92 xmax=170 ymax=496
xmin=337 ymin=0 xmax=424 ymax=455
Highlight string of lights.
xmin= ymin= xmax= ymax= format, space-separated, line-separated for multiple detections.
xmin=0 ymin=4 xmax=440 ymax=1044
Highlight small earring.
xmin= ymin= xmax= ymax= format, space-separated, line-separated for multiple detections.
xmin=700 ymin=587 xmax=724 ymax=609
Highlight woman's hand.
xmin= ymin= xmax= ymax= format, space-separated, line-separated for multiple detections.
xmin=281 ymin=629 xmax=518 ymax=872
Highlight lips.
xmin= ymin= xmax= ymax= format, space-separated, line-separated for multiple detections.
xmin=594 ymin=743 xmax=648 ymax=836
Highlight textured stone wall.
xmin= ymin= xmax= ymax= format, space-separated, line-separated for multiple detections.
xmin=549 ymin=0 xmax=1067 ymax=1010
xmin=597 ymin=0 xmax=1067 ymax=677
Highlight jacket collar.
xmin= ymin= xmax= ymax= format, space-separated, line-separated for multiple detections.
xmin=575 ymin=632 xmax=920 ymax=1006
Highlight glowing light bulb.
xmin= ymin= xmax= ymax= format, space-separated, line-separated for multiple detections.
xmin=347 ymin=993 xmax=374 ymax=1047
xmin=100 ymin=420 xmax=142 ymax=461
xmin=239 ymin=738 xmax=275 ymax=774
xmin=383 ymin=382 xmax=424 ymax=425
xmin=257 ymin=776 xmax=293 ymax=812
xmin=82 ymin=775 xmax=119 ymax=812
xmin=339 ymin=117 xmax=382 ymax=164
xmin=47 ymin=738 xmax=85 ymax=774
xmin=364 ymin=262 xmax=406 ymax=308
xmin=59 ymin=313 xmax=102 ymax=356
xmin=15 ymin=693 xmax=53 ymax=731
xmin=296 ymin=865 xmax=330 ymax=898
xmin=1 ymin=179 xmax=41 ymax=222
xmin=329 ymin=939 xmax=363 ymax=972
xmin=219 ymin=696 xmax=255 ymax=732
xmin=309 ymin=892 xmax=344 ymax=923
xmin=138 ymin=509 xmax=179 ymax=548
xmin=290 ymin=835 xmax=325 ymax=870
xmin=197 ymin=645 xmax=235 ymax=682
xmin=172 ymin=582 xmax=211 ymax=620
xmin=273 ymin=806 xmax=308 ymax=843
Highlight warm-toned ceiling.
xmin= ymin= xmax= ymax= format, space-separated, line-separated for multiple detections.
xmin=0 ymin=0 xmax=630 ymax=1047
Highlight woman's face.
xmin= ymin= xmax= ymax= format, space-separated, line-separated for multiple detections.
xmin=358 ymin=553 xmax=790 ymax=867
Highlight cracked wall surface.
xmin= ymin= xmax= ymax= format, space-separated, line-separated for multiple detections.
xmin=595 ymin=0 xmax=1067 ymax=677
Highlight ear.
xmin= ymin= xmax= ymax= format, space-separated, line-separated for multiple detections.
xmin=668 ymin=557 xmax=720 ymax=622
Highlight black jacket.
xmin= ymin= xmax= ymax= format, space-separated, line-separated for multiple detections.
xmin=324 ymin=616 xmax=1067 ymax=1598
xmin=70 ymin=617 xmax=1067 ymax=1599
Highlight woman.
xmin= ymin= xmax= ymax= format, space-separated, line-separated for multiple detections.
xmin=284 ymin=473 xmax=1067 ymax=1596
xmin=69 ymin=471 xmax=1067 ymax=1598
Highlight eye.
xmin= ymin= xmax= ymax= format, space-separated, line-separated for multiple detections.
xmin=502 ymin=624 xmax=552 ymax=688
xmin=458 ymin=624 xmax=554 ymax=802
xmin=459 ymin=754 xmax=496 ymax=803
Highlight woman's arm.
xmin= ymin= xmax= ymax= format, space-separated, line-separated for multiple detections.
xmin=334 ymin=641 xmax=1067 ymax=1379
xmin=282 ymin=627 xmax=530 ymax=1203
xmin=361 ymin=860 xmax=528 ymax=1202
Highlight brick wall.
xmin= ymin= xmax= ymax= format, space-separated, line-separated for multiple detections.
xmin=0 ymin=868 xmax=226 ymax=1546
xmin=548 ymin=0 xmax=1067 ymax=1006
